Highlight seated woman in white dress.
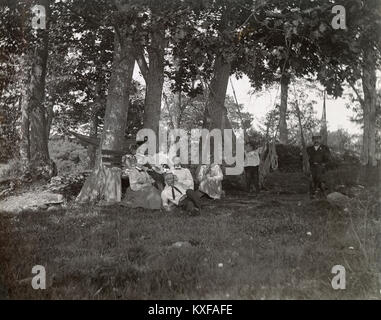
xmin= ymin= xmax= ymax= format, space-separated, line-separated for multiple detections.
xmin=123 ymin=154 xmax=162 ymax=210
xmin=197 ymin=162 xmax=224 ymax=200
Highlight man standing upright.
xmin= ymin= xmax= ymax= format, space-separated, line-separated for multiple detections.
xmin=307 ymin=135 xmax=331 ymax=199
xmin=244 ymin=141 xmax=263 ymax=195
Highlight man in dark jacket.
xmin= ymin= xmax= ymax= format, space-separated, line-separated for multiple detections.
xmin=307 ymin=135 xmax=331 ymax=198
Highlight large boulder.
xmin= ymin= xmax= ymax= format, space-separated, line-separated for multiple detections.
xmin=0 ymin=191 xmax=64 ymax=214
xmin=327 ymin=192 xmax=351 ymax=208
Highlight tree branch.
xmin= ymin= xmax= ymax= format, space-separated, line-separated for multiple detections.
xmin=347 ymin=79 xmax=365 ymax=107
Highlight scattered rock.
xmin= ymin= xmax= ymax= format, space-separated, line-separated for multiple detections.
xmin=0 ymin=191 xmax=64 ymax=214
xmin=47 ymin=205 xmax=62 ymax=212
xmin=349 ymin=185 xmax=365 ymax=197
xmin=171 ymin=241 xmax=192 ymax=248
xmin=327 ymin=192 xmax=351 ymax=208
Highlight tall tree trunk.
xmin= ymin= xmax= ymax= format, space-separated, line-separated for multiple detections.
xmin=279 ymin=73 xmax=289 ymax=145
xmin=143 ymin=29 xmax=166 ymax=138
xmin=205 ymin=55 xmax=236 ymax=164
xmin=29 ymin=0 xmax=50 ymax=163
xmin=19 ymin=0 xmax=54 ymax=179
xmin=87 ymin=76 xmax=103 ymax=170
xmin=76 ymin=32 xmax=135 ymax=203
xmin=173 ymin=90 xmax=181 ymax=129
xmin=88 ymin=107 xmax=99 ymax=170
xmin=19 ymin=68 xmax=30 ymax=166
xmin=361 ymin=48 xmax=377 ymax=167
xmin=45 ymin=102 xmax=54 ymax=140
xmin=207 ymin=56 xmax=232 ymax=131
xmin=295 ymin=97 xmax=310 ymax=174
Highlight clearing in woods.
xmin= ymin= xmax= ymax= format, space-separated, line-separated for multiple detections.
xmin=0 ymin=171 xmax=380 ymax=299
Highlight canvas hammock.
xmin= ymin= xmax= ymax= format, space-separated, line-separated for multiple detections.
xmin=259 ymin=141 xmax=278 ymax=187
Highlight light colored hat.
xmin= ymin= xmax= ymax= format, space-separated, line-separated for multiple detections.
xmin=164 ymin=172 xmax=176 ymax=186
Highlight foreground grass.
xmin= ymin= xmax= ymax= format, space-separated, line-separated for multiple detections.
xmin=0 ymin=172 xmax=380 ymax=300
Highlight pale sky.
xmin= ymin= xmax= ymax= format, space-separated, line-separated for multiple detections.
xmin=227 ymin=75 xmax=362 ymax=135
xmin=133 ymin=63 xmax=362 ymax=135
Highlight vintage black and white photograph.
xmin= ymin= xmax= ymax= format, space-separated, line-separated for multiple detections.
xmin=0 ymin=0 xmax=380 ymax=302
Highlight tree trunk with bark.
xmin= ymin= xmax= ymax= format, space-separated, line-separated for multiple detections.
xmin=207 ymin=56 xmax=233 ymax=131
xmin=87 ymin=76 xmax=103 ymax=169
xmin=45 ymin=101 xmax=54 ymax=140
xmin=76 ymin=32 xmax=135 ymax=203
xmin=361 ymin=48 xmax=377 ymax=167
xmin=295 ymin=98 xmax=310 ymax=174
xmin=88 ymin=106 xmax=99 ymax=170
xmin=19 ymin=0 xmax=55 ymax=179
xmin=19 ymin=60 xmax=31 ymax=166
xmin=279 ymin=73 xmax=289 ymax=145
xmin=205 ymin=55 xmax=237 ymax=165
xmin=143 ymin=29 xmax=166 ymax=138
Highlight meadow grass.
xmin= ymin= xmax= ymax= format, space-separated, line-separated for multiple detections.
xmin=0 ymin=170 xmax=380 ymax=300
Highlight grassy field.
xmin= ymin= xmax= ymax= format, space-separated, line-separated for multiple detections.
xmin=0 ymin=170 xmax=380 ymax=300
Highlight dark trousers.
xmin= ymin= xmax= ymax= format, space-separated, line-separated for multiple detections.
xmin=179 ymin=189 xmax=202 ymax=212
xmin=147 ymin=170 xmax=165 ymax=191
xmin=244 ymin=166 xmax=260 ymax=193
xmin=310 ymin=164 xmax=326 ymax=195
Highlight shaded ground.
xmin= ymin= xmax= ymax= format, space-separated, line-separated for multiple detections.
xmin=0 ymin=171 xmax=380 ymax=300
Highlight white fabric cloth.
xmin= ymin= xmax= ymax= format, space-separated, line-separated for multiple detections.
xmin=128 ymin=167 xmax=154 ymax=191
xmin=197 ymin=164 xmax=223 ymax=199
xmin=244 ymin=147 xmax=263 ymax=167
xmin=170 ymin=167 xmax=194 ymax=190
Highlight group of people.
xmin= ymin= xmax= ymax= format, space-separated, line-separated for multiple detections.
xmin=121 ymin=135 xmax=332 ymax=213
xmin=123 ymin=154 xmax=224 ymax=215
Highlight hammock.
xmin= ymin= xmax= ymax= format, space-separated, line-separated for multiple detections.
xmin=68 ymin=130 xmax=136 ymax=152
xmin=259 ymin=141 xmax=278 ymax=187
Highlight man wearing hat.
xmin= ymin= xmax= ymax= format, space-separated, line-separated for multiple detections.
xmin=307 ymin=135 xmax=331 ymax=199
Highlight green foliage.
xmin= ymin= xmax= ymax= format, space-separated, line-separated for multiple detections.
xmin=48 ymin=138 xmax=89 ymax=175
xmin=225 ymin=95 xmax=254 ymax=130
xmin=0 ymin=158 xmax=23 ymax=180
xmin=317 ymin=0 xmax=381 ymax=96
xmin=328 ymin=129 xmax=360 ymax=154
